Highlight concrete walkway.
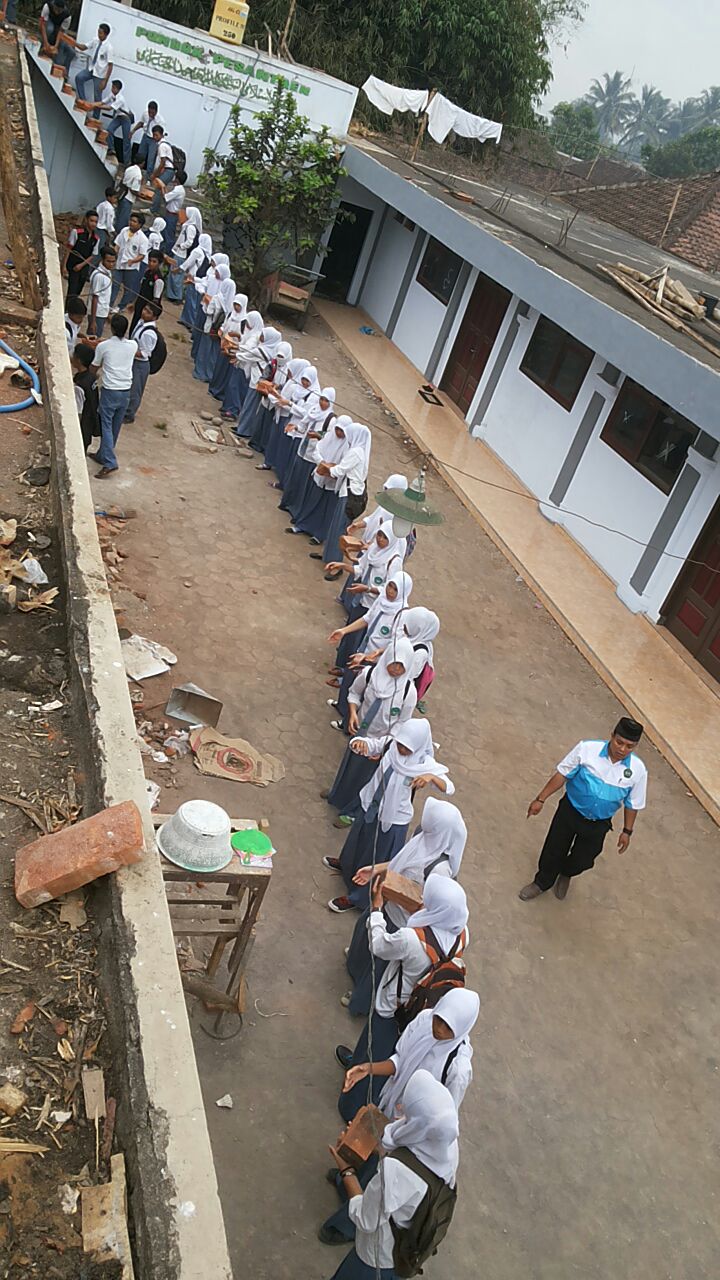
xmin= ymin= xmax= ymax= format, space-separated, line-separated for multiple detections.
xmin=316 ymin=298 xmax=720 ymax=825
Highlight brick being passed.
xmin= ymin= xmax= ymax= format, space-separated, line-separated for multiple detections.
xmin=15 ymin=800 xmax=145 ymax=908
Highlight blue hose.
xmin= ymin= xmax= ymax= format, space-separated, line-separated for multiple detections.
xmin=0 ymin=338 xmax=41 ymax=413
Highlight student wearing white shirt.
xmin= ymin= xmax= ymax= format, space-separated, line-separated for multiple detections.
xmin=115 ymin=164 xmax=142 ymax=235
xmin=326 ymin=1070 xmax=460 ymax=1279
xmin=150 ymin=131 xmax=174 ymax=211
xmin=126 ymin=301 xmax=160 ymax=423
xmin=95 ymin=187 xmax=117 ymax=253
xmin=318 ymin=420 xmax=371 ymax=573
xmin=165 ymin=205 xmax=201 ymax=301
xmin=101 ymin=80 xmax=133 ymax=164
xmin=131 ymin=101 xmax=164 ymax=173
xmin=64 ymin=296 xmax=87 ymax=355
xmin=153 ymin=175 xmax=186 ymax=251
xmin=110 ymin=213 xmax=149 ymax=311
xmin=88 ymin=248 xmax=116 ymax=339
xmin=75 ymin=22 xmax=113 ymax=119
xmin=39 ymin=1 xmax=74 ymax=74
xmin=89 ymin=313 xmax=137 ymax=476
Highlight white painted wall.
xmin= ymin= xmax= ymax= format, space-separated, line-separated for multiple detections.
xmin=72 ymin=0 xmax=357 ymax=183
xmin=359 ymin=214 xmax=417 ymax=332
xmin=392 ymin=258 xmax=453 ymax=374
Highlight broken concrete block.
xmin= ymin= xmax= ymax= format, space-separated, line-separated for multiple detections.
xmin=15 ymin=800 xmax=145 ymax=909
xmin=0 ymin=1084 xmax=27 ymax=1117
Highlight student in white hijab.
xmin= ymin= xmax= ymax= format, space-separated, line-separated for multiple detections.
xmin=247 ymin=327 xmax=290 ymax=454
xmin=233 ymin=325 xmax=283 ymax=447
xmin=278 ymin=387 xmax=336 ymax=506
xmin=147 ymin=217 xmax=166 ymax=253
xmin=271 ymin=363 xmax=321 ymax=487
xmin=320 ymin=421 xmax=372 ymax=576
xmin=342 ymin=796 xmax=468 ymax=1016
xmin=190 ymin=255 xmax=229 ymax=359
xmin=330 ymin=523 xmax=408 ymax=671
xmin=208 ymin=292 xmax=248 ymax=403
xmin=341 ymin=473 xmax=409 ymax=561
xmin=219 ymin=305 xmax=260 ymax=420
xmin=166 ymin=205 xmax=201 ymax=302
xmin=193 ymin=265 xmax=234 ymax=382
xmin=320 ymin=993 xmax=477 ymax=1247
xmin=326 ymin=1071 xmax=460 ymax=1273
xmin=403 ymin=606 xmax=440 ymax=709
xmin=263 ymin=352 xmax=308 ymax=472
xmin=328 ymin=569 xmax=412 ymax=680
xmin=179 ymin=232 xmax=211 ymax=332
xmin=328 ymin=719 xmax=455 ymax=914
xmin=283 ymin=415 xmax=349 ymax=542
xmin=335 ymin=875 xmax=469 ymax=1118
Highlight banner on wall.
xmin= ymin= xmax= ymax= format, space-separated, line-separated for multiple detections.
xmin=133 ymin=23 xmax=313 ymax=106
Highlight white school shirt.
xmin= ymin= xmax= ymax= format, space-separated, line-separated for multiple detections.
xmin=155 ymin=140 xmax=173 ymax=169
xmin=330 ymin=445 xmax=367 ymax=496
xmin=64 ymin=315 xmax=79 ymax=354
xmin=114 ymin=227 xmax=149 ymax=270
xmin=101 ymin=88 xmax=127 ymax=116
xmin=369 ymin=912 xmax=432 ymax=1016
xmin=122 ymin=165 xmax=143 ymax=195
xmin=89 ymin=264 xmax=113 ymax=318
xmin=164 ymin=184 xmax=186 ymax=214
xmin=147 ymin=230 xmax=164 ymax=253
xmin=85 ymin=36 xmax=113 ymax=77
xmin=92 ymin=336 xmax=137 ymax=391
xmin=171 ymin=221 xmax=197 ymax=259
xmin=359 ymin=734 xmax=455 ymax=831
xmin=183 ymin=245 xmax=206 ymax=279
xmin=140 ymin=110 xmax=165 ymax=138
xmin=130 ymin=320 xmax=158 ymax=363
xmin=349 ymin=1158 xmax=427 ymax=1270
xmin=96 ymin=199 xmax=115 ymax=233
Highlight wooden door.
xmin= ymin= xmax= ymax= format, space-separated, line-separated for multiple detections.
xmin=664 ymin=498 xmax=720 ymax=681
xmin=440 ymin=273 xmax=511 ymax=415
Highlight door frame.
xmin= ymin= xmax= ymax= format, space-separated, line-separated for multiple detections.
xmin=439 ymin=272 xmax=512 ymax=416
xmin=661 ymin=494 xmax=720 ymax=676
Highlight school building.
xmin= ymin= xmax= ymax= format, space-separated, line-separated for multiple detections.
xmin=321 ymin=138 xmax=720 ymax=683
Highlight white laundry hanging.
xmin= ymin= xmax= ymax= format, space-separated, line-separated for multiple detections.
xmin=361 ymin=76 xmax=429 ymax=117
xmin=425 ymin=92 xmax=503 ymax=145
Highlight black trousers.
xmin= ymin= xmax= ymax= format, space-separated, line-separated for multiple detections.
xmin=534 ymin=796 xmax=612 ymax=891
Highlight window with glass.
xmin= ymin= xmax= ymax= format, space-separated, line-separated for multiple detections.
xmin=600 ymin=380 xmax=698 ymax=493
xmin=519 ymin=317 xmax=593 ymax=410
xmin=416 ymin=238 xmax=462 ymax=305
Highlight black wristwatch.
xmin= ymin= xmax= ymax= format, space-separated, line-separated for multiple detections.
xmin=622 ymin=827 xmax=634 ymax=836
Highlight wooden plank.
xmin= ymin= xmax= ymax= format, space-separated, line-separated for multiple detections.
xmin=0 ymin=298 xmax=39 ymax=327
xmin=82 ymin=1067 xmax=106 ymax=1121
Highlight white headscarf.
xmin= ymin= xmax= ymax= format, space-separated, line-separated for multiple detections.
xmin=315 ymin=415 xmax=350 ymax=467
xmin=187 ymin=234 xmax=212 ymax=283
xmin=403 ymin=607 xmax=440 ymax=674
xmin=259 ymin=326 xmax=283 ymax=359
xmin=211 ymin=252 xmax=229 ymax=268
xmin=343 ymin=421 xmax=372 ymax=481
xmin=379 ymin=989 xmax=479 ymax=1119
xmin=382 ymin=1070 xmax=459 ymax=1186
xmin=221 ymin=293 xmax=249 ymax=338
xmin=217 ymin=274 xmax=236 ymax=315
xmin=149 ymin=216 xmax=166 ymax=236
xmin=185 ymin=206 xmax=202 ymax=232
xmin=365 ymin=635 xmax=415 ymax=700
xmin=203 ymin=260 xmax=229 ymax=302
xmin=198 ymin=233 xmax=212 ymax=257
xmin=286 ymin=357 xmax=309 ymax=380
xmin=356 ymin=522 xmax=407 ymax=592
xmin=390 ymin=797 xmax=467 ymax=882
xmin=362 ymin=571 xmax=413 ymax=652
xmin=406 ymin=873 xmax=469 ymax=957
xmin=275 ymin=341 xmax=292 ymax=369
xmin=363 ymin=475 xmax=408 ymax=543
xmin=358 ymin=719 xmax=449 ymax=831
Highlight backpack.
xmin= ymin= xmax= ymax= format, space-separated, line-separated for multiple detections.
xmin=395 ymin=926 xmax=467 ymax=1033
xmin=170 ymin=144 xmax=187 ymax=177
xmin=389 ymin=1148 xmax=457 ymax=1277
xmin=148 ymin=330 xmax=167 ymax=375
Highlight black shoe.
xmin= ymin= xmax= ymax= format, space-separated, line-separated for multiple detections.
xmin=317 ymin=1224 xmax=351 ymax=1245
xmin=335 ymin=1044 xmax=353 ymax=1070
xmin=123 ymin=416 xmax=135 ymax=424
xmin=309 ymin=536 xmax=321 ymax=546
xmin=309 ymin=551 xmax=324 ymax=560
xmin=87 ymin=450 xmax=101 ymax=462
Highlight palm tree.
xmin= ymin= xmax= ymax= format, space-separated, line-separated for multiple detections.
xmin=665 ymin=97 xmax=701 ymax=141
xmin=620 ymin=85 xmax=672 ymax=157
xmin=696 ymin=86 xmax=720 ymax=128
xmin=585 ymin=70 xmax=636 ymax=141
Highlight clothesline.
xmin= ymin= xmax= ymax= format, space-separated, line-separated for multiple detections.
xmin=361 ymin=76 xmax=503 ymax=146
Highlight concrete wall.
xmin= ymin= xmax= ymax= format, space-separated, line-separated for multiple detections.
xmin=72 ymin=0 xmax=357 ymax=183
xmin=19 ymin=47 xmax=233 ymax=1280
xmin=351 ymin=180 xmax=720 ymax=624
xmin=29 ymin=57 xmax=109 ymax=210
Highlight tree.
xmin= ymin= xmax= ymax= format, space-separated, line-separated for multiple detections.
xmin=137 ymin=0 xmax=586 ymax=131
xmin=665 ymin=97 xmax=701 ymax=142
xmin=696 ymin=86 xmax=720 ymax=129
xmin=199 ymin=84 xmax=346 ymax=301
xmin=619 ymin=84 xmax=671 ymax=157
xmin=585 ymin=70 xmax=635 ymax=141
xmin=548 ymin=101 xmax=601 ymax=159
xmin=642 ymin=126 xmax=720 ymax=178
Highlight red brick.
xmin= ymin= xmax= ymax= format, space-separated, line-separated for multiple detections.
xmin=15 ymin=800 xmax=145 ymax=909
xmin=338 ymin=1104 xmax=389 ymax=1168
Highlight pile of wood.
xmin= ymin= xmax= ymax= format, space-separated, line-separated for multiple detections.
xmin=599 ymin=261 xmax=720 ymax=358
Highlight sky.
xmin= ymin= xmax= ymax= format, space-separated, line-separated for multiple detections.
xmin=545 ymin=0 xmax=720 ymax=110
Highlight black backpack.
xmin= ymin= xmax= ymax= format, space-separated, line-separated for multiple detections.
xmin=148 ymin=330 xmax=167 ymax=375
xmin=389 ymin=1148 xmax=457 ymax=1277
xmin=170 ymin=144 xmax=187 ymax=177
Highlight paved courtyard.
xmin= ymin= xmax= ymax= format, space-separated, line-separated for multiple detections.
xmin=92 ymin=308 xmax=720 ymax=1280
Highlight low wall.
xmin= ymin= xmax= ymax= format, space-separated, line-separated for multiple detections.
xmin=17 ymin=46 xmax=233 ymax=1280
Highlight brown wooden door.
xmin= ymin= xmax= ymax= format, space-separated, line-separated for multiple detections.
xmin=440 ymin=273 xmax=511 ymax=414
xmin=664 ymin=499 xmax=720 ymax=681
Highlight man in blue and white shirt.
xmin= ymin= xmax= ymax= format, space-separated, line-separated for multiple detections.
xmin=519 ymin=717 xmax=647 ymax=902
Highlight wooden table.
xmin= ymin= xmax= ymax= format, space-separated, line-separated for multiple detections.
xmin=153 ymin=815 xmax=272 ymax=1038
